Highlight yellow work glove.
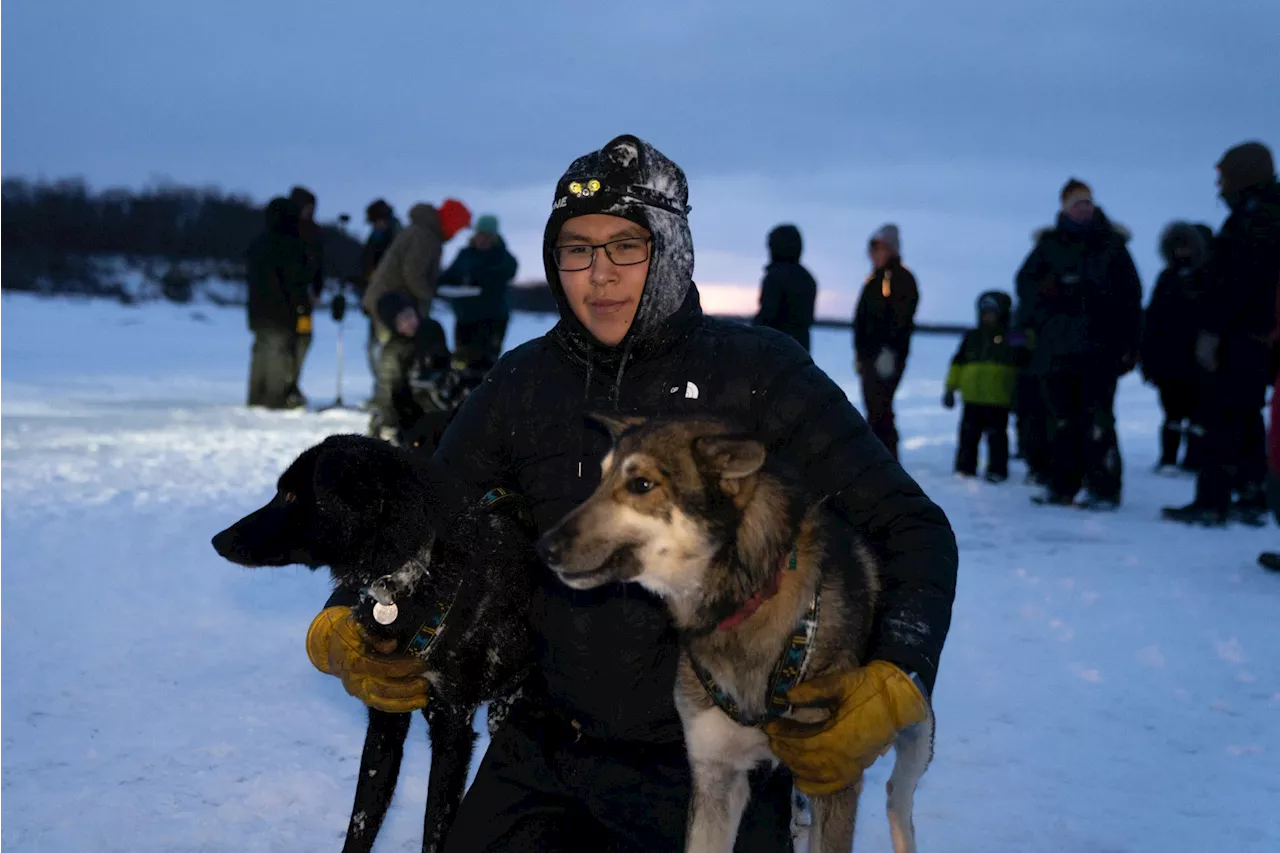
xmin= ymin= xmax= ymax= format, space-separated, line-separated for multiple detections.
xmin=305 ymin=606 xmax=430 ymax=713
xmin=763 ymin=660 xmax=929 ymax=796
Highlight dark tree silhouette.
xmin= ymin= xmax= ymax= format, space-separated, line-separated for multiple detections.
xmin=1 ymin=176 xmax=362 ymax=301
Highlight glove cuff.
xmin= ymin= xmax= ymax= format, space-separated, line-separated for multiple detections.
xmin=306 ymin=606 xmax=351 ymax=674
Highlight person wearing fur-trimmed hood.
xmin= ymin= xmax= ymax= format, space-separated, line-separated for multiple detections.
xmin=1014 ymin=178 xmax=1142 ymax=510
xmin=303 ymin=134 xmax=958 ymax=850
xmin=1140 ymin=221 xmax=1212 ymax=472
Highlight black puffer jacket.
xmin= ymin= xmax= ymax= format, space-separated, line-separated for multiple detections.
xmin=245 ymin=198 xmax=309 ymax=333
xmin=1014 ymin=208 xmax=1143 ymax=376
xmin=853 ymin=258 xmax=919 ymax=366
xmin=754 ymin=224 xmax=817 ymax=351
xmin=432 ymin=136 xmax=957 ymax=744
xmin=1140 ymin=222 xmax=1209 ymax=384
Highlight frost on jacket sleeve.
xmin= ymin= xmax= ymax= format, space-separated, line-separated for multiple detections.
xmin=753 ymin=335 xmax=958 ymax=693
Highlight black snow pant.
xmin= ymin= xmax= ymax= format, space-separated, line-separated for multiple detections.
xmin=1015 ymin=372 xmax=1051 ymax=478
xmin=247 ymin=329 xmax=297 ymax=409
xmin=1156 ymin=378 xmax=1204 ymax=469
xmin=454 ymin=315 xmax=509 ymax=369
xmin=955 ymin=403 xmax=1010 ymax=478
xmin=1042 ymin=371 xmax=1123 ymax=502
xmin=442 ymin=705 xmax=794 ymax=853
xmin=1195 ymin=343 xmax=1271 ymax=514
xmin=859 ymin=363 xmax=904 ymax=460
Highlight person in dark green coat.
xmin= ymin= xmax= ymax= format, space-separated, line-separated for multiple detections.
xmin=944 ymin=291 xmax=1018 ymax=481
xmin=438 ymin=214 xmax=519 ymax=368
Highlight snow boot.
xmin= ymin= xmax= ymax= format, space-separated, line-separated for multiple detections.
xmin=1161 ymin=502 xmax=1228 ymax=527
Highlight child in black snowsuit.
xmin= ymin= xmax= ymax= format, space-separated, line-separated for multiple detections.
xmin=369 ymin=292 xmax=452 ymax=443
xmin=1140 ymin=222 xmax=1211 ymax=472
xmin=944 ymin=291 xmax=1019 ymax=482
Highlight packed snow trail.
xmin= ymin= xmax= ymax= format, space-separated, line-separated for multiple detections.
xmin=3 ymin=294 xmax=1276 ymax=851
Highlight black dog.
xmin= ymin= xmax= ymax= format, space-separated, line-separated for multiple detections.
xmin=212 ymin=434 xmax=534 ymax=853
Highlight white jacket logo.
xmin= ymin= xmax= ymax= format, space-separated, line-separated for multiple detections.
xmin=670 ymin=382 xmax=699 ymax=399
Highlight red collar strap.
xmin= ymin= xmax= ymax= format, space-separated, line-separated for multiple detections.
xmin=716 ymin=547 xmax=798 ymax=632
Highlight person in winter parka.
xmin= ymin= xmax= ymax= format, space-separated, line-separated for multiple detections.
xmin=363 ymin=199 xmax=471 ymax=440
xmin=303 ymin=135 xmax=959 ymax=851
xmin=245 ymin=197 xmax=310 ymax=409
xmin=437 ymin=213 xmax=519 ymax=368
xmin=944 ymin=291 xmax=1018 ymax=482
xmin=1163 ymin=141 xmax=1280 ymax=528
xmin=753 ymin=223 xmax=817 ymax=351
xmin=1015 ymin=178 xmax=1143 ymax=509
xmin=853 ymin=223 xmax=919 ymax=459
xmin=1140 ymin=221 xmax=1212 ymax=472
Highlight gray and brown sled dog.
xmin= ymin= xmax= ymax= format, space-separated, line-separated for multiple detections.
xmin=537 ymin=415 xmax=934 ymax=853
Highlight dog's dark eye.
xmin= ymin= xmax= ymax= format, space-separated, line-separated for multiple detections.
xmin=282 ymin=491 xmax=297 ymax=505
xmin=626 ymin=477 xmax=656 ymax=495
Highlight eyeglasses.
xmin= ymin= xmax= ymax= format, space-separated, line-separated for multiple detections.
xmin=553 ymin=237 xmax=652 ymax=272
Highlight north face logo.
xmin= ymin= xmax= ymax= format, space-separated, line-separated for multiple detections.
xmin=670 ymin=382 xmax=699 ymax=399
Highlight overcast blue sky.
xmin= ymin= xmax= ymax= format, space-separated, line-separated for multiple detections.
xmin=4 ymin=0 xmax=1278 ymax=319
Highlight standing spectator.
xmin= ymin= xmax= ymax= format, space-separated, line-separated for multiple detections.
xmin=437 ymin=213 xmax=518 ymax=368
xmin=288 ymin=185 xmax=324 ymax=408
xmin=853 ymin=223 xmax=918 ymax=459
xmin=362 ymin=199 xmax=472 ymax=441
xmin=360 ymin=199 xmax=402 ymax=383
xmin=943 ymin=291 xmax=1018 ymax=482
xmin=1141 ymin=222 xmax=1211 ymax=473
xmin=1016 ymin=179 xmax=1143 ymax=510
xmin=1164 ymin=141 xmax=1280 ymax=527
xmin=754 ymin=223 xmax=817 ymax=351
xmin=245 ymin=197 xmax=309 ymax=409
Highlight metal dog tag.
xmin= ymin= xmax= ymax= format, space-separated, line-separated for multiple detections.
xmin=372 ymin=602 xmax=399 ymax=626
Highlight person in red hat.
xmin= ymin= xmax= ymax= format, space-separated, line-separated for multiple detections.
xmin=362 ymin=198 xmax=472 ymax=441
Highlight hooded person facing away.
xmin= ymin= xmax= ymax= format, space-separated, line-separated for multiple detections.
xmin=1163 ymin=141 xmax=1280 ymax=527
xmin=1141 ymin=221 xmax=1212 ymax=472
xmin=245 ymin=197 xmax=310 ymax=409
xmin=753 ymin=223 xmax=817 ymax=351
xmin=304 ymin=135 xmax=958 ymax=851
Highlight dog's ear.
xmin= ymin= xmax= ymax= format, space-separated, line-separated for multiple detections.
xmin=694 ymin=436 xmax=766 ymax=480
xmin=586 ymin=412 xmax=646 ymax=441
xmin=312 ymin=447 xmax=383 ymax=516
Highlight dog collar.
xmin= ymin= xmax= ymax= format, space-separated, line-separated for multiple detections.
xmin=715 ymin=547 xmax=798 ymax=632
xmin=690 ymin=547 xmax=821 ymax=727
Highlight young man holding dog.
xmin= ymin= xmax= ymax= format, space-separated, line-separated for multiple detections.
xmin=307 ymin=135 xmax=958 ymax=851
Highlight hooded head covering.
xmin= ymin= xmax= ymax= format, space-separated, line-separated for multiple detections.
xmin=1217 ymin=141 xmax=1276 ymax=207
xmin=975 ymin=290 xmax=1011 ymax=328
xmin=543 ymin=135 xmax=695 ymax=352
xmin=365 ymin=198 xmax=393 ymax=224
xmin=1159 ymin=221 xmax=1210 ymax=269
xmin=264 ymin=196 xmax=299 ymax=237
xmin=768 ymin=224 xmax=803 ymax=263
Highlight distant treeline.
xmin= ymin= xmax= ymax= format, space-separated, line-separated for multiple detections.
xmin=0 ymin=176 xmax=362 ymax=299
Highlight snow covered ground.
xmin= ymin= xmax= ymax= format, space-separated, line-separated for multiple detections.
xmin=2 ymin=292 xmax=1277 ymax=852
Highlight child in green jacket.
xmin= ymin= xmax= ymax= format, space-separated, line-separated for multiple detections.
xmin=944 ymin=291 xmax=1018 ymax=481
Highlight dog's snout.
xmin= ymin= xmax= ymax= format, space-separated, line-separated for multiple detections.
xmin=211 ymin=527 xmax=235 ymax=558
xmin=536 ymin=532 xmax=563 ymax=567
